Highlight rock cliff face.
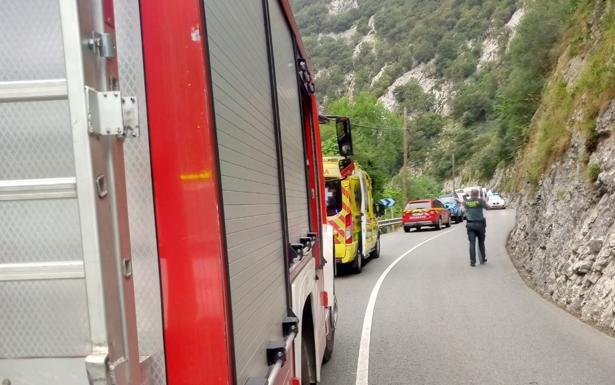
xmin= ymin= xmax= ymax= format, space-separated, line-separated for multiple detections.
xmin=508 ymin=100 xmax=615 ymax=335
xmin=378 ymin=61 xmax=454 ymax=114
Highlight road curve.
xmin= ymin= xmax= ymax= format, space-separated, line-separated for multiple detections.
xmin=321 ymin=209 xmax=615 ymax=385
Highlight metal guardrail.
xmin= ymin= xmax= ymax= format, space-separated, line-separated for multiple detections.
xmin=378 ymin=217 xmax=402 ymax=228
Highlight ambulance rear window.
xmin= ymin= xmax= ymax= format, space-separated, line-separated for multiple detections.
xmin=325 ymin=180 xmax=342 ymax=216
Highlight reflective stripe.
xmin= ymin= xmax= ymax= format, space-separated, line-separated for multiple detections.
xmin=328 ymin=215 xmax=346 ymax=245
xmin=328 ymin=185 xmax=356 ymax=245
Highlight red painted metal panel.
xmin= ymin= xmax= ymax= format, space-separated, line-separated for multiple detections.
xmin=302 ymin=98 xmax=319 ymax=233
xmin=302 ymin=95 xmax=327 ymax=269
xmin=299 ymin=93 xmax=326 ymax=273
xmin=140 ymin=1 xmax=234 ymax=384
xmin=310 ymin=95 xmax=327 ymax=225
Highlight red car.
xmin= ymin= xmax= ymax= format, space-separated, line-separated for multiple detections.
xmin=403 ymin=199 xmax=452 ymax=232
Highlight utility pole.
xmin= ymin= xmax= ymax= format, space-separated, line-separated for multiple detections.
xmin=452 ymin=152 xmax=456 ymax=195
xmin=402 ymin=106 xmax=408 ymax=205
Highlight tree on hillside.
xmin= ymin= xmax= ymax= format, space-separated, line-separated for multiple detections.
xmin=394 ymin=80 xmax=435 ymax=115
xmin=320 ymin=93 xmax=403 ymax=199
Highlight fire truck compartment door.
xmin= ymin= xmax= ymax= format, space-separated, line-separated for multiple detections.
xmin=269 ymin=0 xmax=311 ymax=248
xmin=204 ymin=1 xmax=290 ymax=384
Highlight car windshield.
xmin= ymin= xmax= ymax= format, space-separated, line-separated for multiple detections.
xmin=405 ymin=201 xmax=431 ymax=210
xmin=438 ymin=197 xmax=456 ymax=204
xmin=489 ymin=195 xmax=502 ymax=200
xmin=325 ymin=180 xmax=342 ymax=216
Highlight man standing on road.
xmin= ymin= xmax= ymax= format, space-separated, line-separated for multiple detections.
xmin=464 ymin=189 xmax=487 ymax=267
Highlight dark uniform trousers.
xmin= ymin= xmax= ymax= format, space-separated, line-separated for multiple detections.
xmin=466 ymin=221 xmax=486 ymax=265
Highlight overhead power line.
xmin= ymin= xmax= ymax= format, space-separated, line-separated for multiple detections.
xmin=349 ymin=123 xmax=402 ymax=131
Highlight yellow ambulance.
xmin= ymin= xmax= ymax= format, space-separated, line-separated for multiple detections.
xmin=324 ymin=157 xmax=380 ymax=274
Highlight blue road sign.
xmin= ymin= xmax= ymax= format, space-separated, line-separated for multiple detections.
xmin=379 ymin=198 xmax=396 ymax=207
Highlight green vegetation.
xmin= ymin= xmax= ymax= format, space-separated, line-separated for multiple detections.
xmin=295 ymin=0 xmax=517 ymax=100
xmin=458 ymin=0 xmax=580 ymax=184
xmin=588 ymin=163 xmax=601 ymax=183
xmin=513 ymin=0 xmax=615 ymax=187
xmin=320 ymin=93 xmax=402 ymax=199
xmin=293 ymin=0 xmax=615 ymax=201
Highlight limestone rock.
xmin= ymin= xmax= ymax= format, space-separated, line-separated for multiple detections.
xmin=590 ymin=239 xmax=604 ymax=254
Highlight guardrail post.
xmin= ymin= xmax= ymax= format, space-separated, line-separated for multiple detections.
xmin=378 ymin=218 xmax=402 ymax=234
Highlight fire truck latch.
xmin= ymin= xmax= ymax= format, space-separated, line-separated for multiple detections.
xmin=282 ymin=316 xmax=299 ymax=337
xmin=299 ymin=237 xmax=313 ymax=251
xmin=121 ymin=96 xmax=140 ymax=138
xmin=266 ymin=340 xmax=286 ymax=366
xmin=85 ymin=87 xmax=139 ymax=138
xmin=87 ymin=32 xmax=116 ymax=58
xmin=290 ymin=243 xmax=304 ymax=261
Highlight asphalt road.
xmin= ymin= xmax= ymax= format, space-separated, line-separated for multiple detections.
xmin=321 ymin=209 xmax=615 ymax=385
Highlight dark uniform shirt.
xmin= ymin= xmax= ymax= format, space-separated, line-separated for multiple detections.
xmin=464 ymin=199 xmax=486 ymax=222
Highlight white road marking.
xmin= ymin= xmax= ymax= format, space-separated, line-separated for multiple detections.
xmin=355 ymin=229 xmax=455 ymax=385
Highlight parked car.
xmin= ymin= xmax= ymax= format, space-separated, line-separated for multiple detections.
xmin=486 ymin=194 xmax=506 ymax=209
xmin=455 ymin=192 xmax=468 ymax=220
xmin=403 ymin=199 xmax=452 ymax=232
xmin=438 ymin=196 xmax=464 ymax=223
xmin=463 ymin=185 xmax=486 ymax=199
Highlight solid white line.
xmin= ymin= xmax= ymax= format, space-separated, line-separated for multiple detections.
xmin=355 ymin=229 xmax=455 ymax=385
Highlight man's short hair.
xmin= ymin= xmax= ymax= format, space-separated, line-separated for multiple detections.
xmin=471 ymin=189 xmax=480 ymax=198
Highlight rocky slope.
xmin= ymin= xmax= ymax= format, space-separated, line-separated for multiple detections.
xmin=293 ymin=0 xmax=520 ymax=109
xmin=507 ymin=1 xmax=615 ymax=335
xmin=509 ymin=107 xmax=615 ymax=335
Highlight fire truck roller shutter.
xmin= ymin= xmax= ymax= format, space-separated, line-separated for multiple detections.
xmin=268 ymin=0 xmax=310 ymax=247
xmin=204 ymin=1 xmax=288 ymax=384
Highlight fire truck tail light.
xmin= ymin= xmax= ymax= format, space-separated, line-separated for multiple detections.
xmin=290 ymin=378 xmax=300 ymax=385
xmin=321 ymin=291 xmax=329 ymax=307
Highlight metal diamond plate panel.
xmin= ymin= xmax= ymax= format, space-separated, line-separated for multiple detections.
xmin=0 ymin=200 xmax=83 ymax=263
xmin=0 ymin=0 xmax=66 ymax=81
xmin=0 ymin=358 xmax=88 ymax=385
xmin=0 ymin=280 xmax=90 ymax=357
xmin=0 ymin=0 xmax=90 ymax=363
xmin=115 ymin=0 xmax=167 ymax=382
xmin=0 ymin=0 xmax=73 ymax=180
xmin=0 ymin=101 xmax=74 ymax=180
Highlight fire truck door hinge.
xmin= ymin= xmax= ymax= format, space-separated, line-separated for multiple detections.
xmin=87 ymin=32 xmax=116 ymax=58
xmin=86 ymin=87 xmax=123 ymax=136
xmin=85 ymin=87 xmax=139 ymax=138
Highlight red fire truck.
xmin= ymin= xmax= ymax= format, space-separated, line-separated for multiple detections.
xmin=0 ymin=0 xmax=336 ymax=384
